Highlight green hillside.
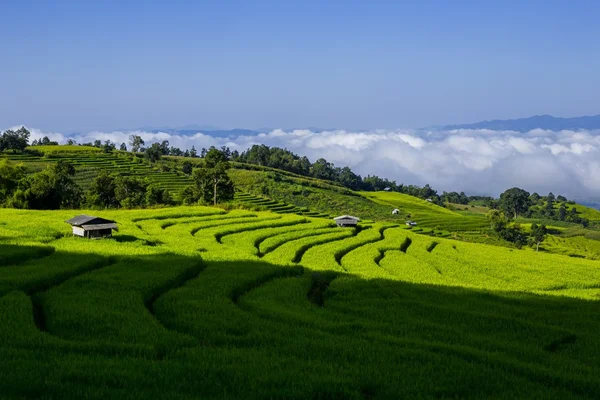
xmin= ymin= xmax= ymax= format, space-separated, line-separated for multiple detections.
xmin=361 ymin=191 xmax=489 ymax=230
xmin=2 ymin=206 xmax=600 ymax=398
xmin=0 ymin=149 xmax=193 ymax=197
xmin=4 ymin=146 xmax=600 ymax=259
xmin=229 ymin=168 xmax=393 ymax=220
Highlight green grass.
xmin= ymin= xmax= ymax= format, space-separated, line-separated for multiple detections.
xmin=565 ymin=202 xmax=600 ymax=221
xmin=2 ymin=206 xmax=600 ymax=398
xmin=360 ymin=191 xmax=489 ymax=231
xmin=1 ymin=151 xmax=193 ymax=198
xmin=230 ymin=169 xmax=395 ymax=220
xmin=25 ymin=145 xmax=103 ymax=154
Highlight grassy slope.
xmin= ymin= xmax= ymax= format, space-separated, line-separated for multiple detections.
xmin=1 ymin=150 xmax=193 ymax=197
xmin=360 ymin=191 xmax=490 ymax=231
xmin=2 ymin=207 xmax=600 ymax=398
xmin=229 ymin=168 xmax=393 ymax=221
xmin=4 ymin=147 xmax=600 ymax=255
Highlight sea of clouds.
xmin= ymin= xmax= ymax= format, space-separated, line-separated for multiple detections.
xmin=15 ymin=126 xmax=600 ymax=200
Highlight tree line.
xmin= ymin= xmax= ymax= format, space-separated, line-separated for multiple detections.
xmin=495 ymin=187 xmax=587 ymax=226
xmin=236 ymin=144 xmax=449 ymax=199
xmin=484 ymin=187 xmax=589 ymax=250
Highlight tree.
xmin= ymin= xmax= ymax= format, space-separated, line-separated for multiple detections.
xmin=93 ymin=139 xmax=102 ymax=148
xmin=1 ymin=127 xmax=30 ymax=152
xmin=499 ymin=187 xmax=531 ymax=219
xmin=170 ymin=146 xmax=183 ymax=156
xmin=544 ymin=193 xmax=555 ymax=218
xmin=120 ymin=142 xmax=127 ymax=151
xmin=558 ymin=203 xmax=567 ymax=221
xmin=11 ymin=161 xmax=82 ymax=209
xmin=338 ymin=167 xmax=361 ymax=191
xmin=67 ymin=139 xmax=76 ymax=145
xmin=146 ymin=184 xmax=172 ymax=206
xmin=159 ymin=140 xmax=170 ymax=155
xmin=557 ymin=195 xmax=567 ymax=202
xmin=311 ymin=158 xmax=335 ymax=180
xmin=102 ymin=140 xmax=116 ymax=153
xmin=185 ymin=148 xmax=234 ymax=205
xmin=530 ymin=223 xmax=547 ymax=252
xmin=39 ymin=136 xmax=58 ymax=146
xmin=192 ymin=165 xmax=234 ymax=206
xmin=182 ymin=161 xmax=193 ymax=175
xmin=144 ymin=143 xmax=162 ymax=163
xmin=190 ymin=146 xmax=198 ymax=158
xmin=529 ymin=192 xmax=541 ymax=204
xmin=486 ymin=209 xmax=507 ymax=232
xmin=114 ymin=176 xmax=148 ymax=208
xmin=0 ymin=159 xmax=26 ymax=204
xmin=205 ymin=147 xmax=228 ymax=167
xmin=220 ymin=146 xmax=231 ymax=159
xmin=86 ymin=170 xmax=119 ymax=208
xmin=129 ymin=135 xmax=145 ymax=153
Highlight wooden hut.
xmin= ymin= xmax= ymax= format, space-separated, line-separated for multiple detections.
xmin=65 ymin=215 xmax=118 ymax=239
xmin=333 ymin=215 xmax=360 ymax=227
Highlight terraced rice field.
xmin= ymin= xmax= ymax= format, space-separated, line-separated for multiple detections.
xmin=0 ymin=152 xmax=192 ymax=198
xmin=2 ymin=206 xmax=600 ymax=398
xmin=361 ymin=191 xmax=490 ymax=231
xmin=234 ymin=192 xmax=331 ymax=218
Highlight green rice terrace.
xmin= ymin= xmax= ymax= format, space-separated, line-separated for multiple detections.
xmin=2 ymin=206 xmax=600 ymax=399
xmin=0 ymin=150 xmax=193 ymax=198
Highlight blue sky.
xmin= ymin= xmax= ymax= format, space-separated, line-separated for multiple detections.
xmin=2 ymin=0 xmax=599 ymax=131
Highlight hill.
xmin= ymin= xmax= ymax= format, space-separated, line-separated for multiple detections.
xmin=4 ymin=146 xmax=600 ymax=257
xmin=443 ymin=114 xmax=600 ymax=132
xmin=2 ymin=206 xmax=600 ymax=398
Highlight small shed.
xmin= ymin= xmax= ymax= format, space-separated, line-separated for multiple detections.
xmin=333 ymin=215 xmax=360 ymax=227
xmin=405 ymin=220 xmax=418 ymax=226
xmin=425 ymin=198 xmax=433 ymax=203
xmin=383 ymin=187 xmax=391 ymax=191
xmin=392 ymin=209 xmax=399 ymax=215
xmin=66 ymin=215 xmax=118 ymax=239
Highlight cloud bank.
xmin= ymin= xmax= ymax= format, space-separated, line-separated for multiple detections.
xmin=14 ymin=126 xmax=600 ymax=200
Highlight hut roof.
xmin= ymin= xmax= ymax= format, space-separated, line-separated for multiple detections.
xmin=65 ymin=215 xmax=116 ymax=226
xmin=81 ymin=223 xmax=118 ymax=231
xmin=333 ymin=215 xmax=360 ymax=221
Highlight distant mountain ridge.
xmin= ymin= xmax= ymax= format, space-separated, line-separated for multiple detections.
xmin=147 ymin=128 xmax=262 ymax=137
xmin=443 ymin=114 xmax=600 ymax=132
xmin=139 ymin=127 xmax=334 ymax=137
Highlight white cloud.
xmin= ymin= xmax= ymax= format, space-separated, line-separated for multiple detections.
xmin=8 ymin=125 xmax=600 ymax=200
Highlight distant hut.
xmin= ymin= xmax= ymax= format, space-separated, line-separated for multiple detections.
xmin=383 ymin=187 xmax=391 ymax=191
xmin=66 ymin=215 xmax=118 ymax=239
xmin=392 ymin=209 xmax=399 ymax=215
xmin=333 ymin=215 xmax=360 ymax=227
xmin=405 ymin=220 xmax=418 ymax=227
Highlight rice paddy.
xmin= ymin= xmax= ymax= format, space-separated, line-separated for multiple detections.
xmin=1 ymin=206 xmax=600 ymax=398
xmin=0 ymin=151 xmax=193 ymax=199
